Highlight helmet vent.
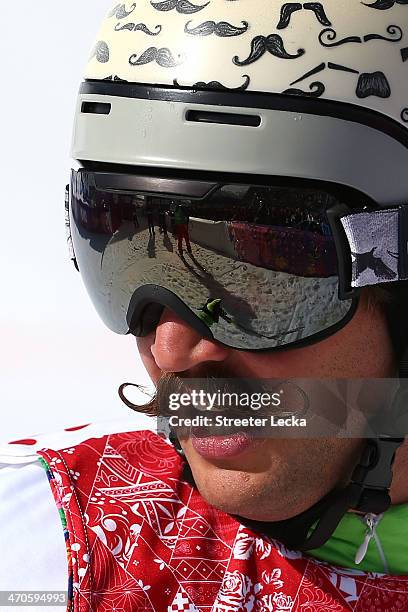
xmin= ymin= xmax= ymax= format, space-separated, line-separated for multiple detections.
xmin=81 ymin=101 xmax=111 ymax=115
xmin=186 ymin=110 xmax=261 ymax=128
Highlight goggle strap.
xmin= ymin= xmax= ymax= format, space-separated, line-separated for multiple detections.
xmin=340 ymin=206 xmax=408 ymax=289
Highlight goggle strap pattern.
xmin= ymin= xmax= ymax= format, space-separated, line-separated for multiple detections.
xmin=341 ymin=206 xmax=408 ymax=288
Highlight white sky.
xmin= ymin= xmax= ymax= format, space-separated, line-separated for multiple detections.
xmin=0 ymin=1 xmax=153 ymax=442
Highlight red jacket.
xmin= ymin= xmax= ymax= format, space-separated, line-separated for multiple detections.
xmin=37 ymin=429 xmax=408 ymax=611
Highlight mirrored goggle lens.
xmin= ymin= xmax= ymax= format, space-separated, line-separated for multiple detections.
xmin=69 ymin=169 xmax=356 ymax=350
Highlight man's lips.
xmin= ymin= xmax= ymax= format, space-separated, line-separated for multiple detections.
xmin=189 ymin=426 xmax=261 ymax=459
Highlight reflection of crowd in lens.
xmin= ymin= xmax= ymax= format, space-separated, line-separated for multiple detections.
xmin=70 ymin=178 xmax=336 ymax=273
xmin=71 ymin=179 xmax=334 ymax=238
xmin=73 ymin=177 xmax=336 ymax=276
xmin=195 ymin=186 xmax=334 ymax=236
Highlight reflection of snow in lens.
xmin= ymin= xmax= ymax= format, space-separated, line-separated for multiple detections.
xmin=100 ymin=217 xmax=351 ymax=349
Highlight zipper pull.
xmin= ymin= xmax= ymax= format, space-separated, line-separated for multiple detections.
xmin=354 ymin=513 xmax=381 ymax=565
xmin=355 ymin=531 xmax=373 ymax=565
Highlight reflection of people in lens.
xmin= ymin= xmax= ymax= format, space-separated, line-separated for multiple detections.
xmin=174 ymin=203 xmax=192 ymax=256
xmin=197 ymin=298 xmax=233 ymax=328
xmin=145 ymin=197 xmax=155 ymax=237
xmin=132 ymin=197 xmax=140 ymax=230
xmin=101 ymin=197 xmax=112 ymax=234
xmin=158 ymin=203 xmax=168 ymax=235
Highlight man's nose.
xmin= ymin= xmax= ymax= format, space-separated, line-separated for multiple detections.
xmin=150 ymin=307 xmax=230 ymax=372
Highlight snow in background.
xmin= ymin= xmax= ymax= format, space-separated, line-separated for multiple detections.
xmin=0 ymin=1 xmax=154 ymax=443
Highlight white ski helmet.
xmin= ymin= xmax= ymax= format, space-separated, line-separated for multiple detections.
xmin=72 ymin=0 xmax=408 ymax=205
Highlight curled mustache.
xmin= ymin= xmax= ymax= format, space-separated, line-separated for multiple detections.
xmin=401 ymin=108 xmax=408 ymax=122
xmin=129 ymin=46 xmax=185 ymax=67
xmin=118 ymin=371 xmax=306 ymax=419
xmin=91 ymin=40 xmax=110 ymax=63
xmin=364 ymin=24 xmax=403 ymax=42
xmin=151 ymin=0 xmax=210 ymax=13
xmin=233 ymin=34 xmax=304 ymax=66
xmin=363 ymin=0 xmax=408 ymax=9
xmin=319 ymin=25 xmax=402 ymax=47
xmin=173 ymin=75 xmax=250 ymax=90
xmin=115 ymin=22 xmax=162 ymax=35
xmin=277 ymin=2 xmax=331 ymax=29
xmin=184 ymin=19 xmax=249 ymax=37
xmin=282 ymin=81 xmax=325 ymax=97
xmin=356 ymin=71 xmax=391 ymax=98
xmin=108 ymin=3 xmax=137 ymax=19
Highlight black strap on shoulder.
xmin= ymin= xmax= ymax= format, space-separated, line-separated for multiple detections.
xmin=233 ymin=436 xmax=403 ymax=551
xmin=168 ymin=376 xmax=407 ymax=552
xmin=170 ymin=425 xmax=403 ymax=551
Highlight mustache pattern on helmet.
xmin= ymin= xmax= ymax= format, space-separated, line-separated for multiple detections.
xmin=289 ymin=61 xmax=359 ymax=89
xmin=356 ymin=71 xmax=391 ymax=98
xmin=303 ymin=2 xmax=332 ymax=26
xmin=277 ymin=3 xmax=331 ymax=29
xmin=364 ymin=24 xmax=403 ymax=41
xmin=173 ymin=75 xmax=250 ymax=90
xmin=401 ymin=108 xmax=408 ymax=122
xmin=283 ymin=81 xmax=325 ymax=97
xmin=151 ymin=0 xmax=210 ymax=13
xmin=318 ymin=29 xmax=361 ymax=47
xmin=129 ymin=46 xmax=185 ymax=67
xmin=115 ymin=22 xmax=162 ymax=35
xmin=91 ymin=41 xmax=110 ymax=63
xmin=108 ymin=3 xmax=137 ymax=19
xmin=327 ymin=61 xmax=360 ymax=74
xmin=103 ymin=75 xmax=128 ymax=82
xmin=276 ymin=2 xmax=331 ymax=30
xmin=233 ymin=34 xmax=304 ymax=66
xmin=319 ymin=25 xmax=402 ymax=47
xmin=363 ymin=0 xmax=408 ymax=9
xmin=184 ymin=19 xmax=249 ymax=37
xmin=277 ymin=3 xmax=302 ymax=29
xmin=289 ymin=61 xmax=325 ymax=85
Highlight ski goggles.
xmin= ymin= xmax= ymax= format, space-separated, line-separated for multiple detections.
xmin=67 ymin=165 xmax=393 ymax=351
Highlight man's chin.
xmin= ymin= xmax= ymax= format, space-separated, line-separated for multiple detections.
xmin=181 ymin=442 xmax=305 ymax=522
xmin=190 ymin=472 xmax=301 ymax=522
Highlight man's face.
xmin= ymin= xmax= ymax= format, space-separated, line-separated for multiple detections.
xmin=137 ymin=294 xmax=395 ymax=522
